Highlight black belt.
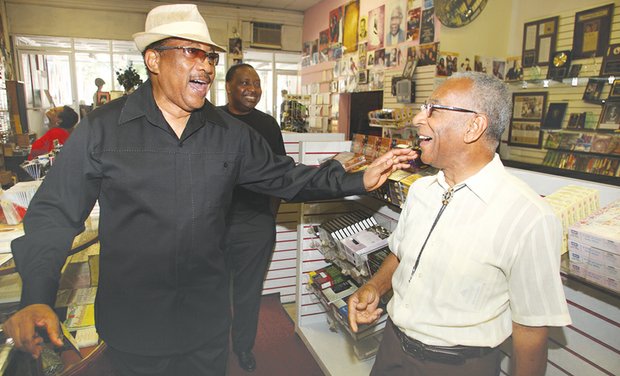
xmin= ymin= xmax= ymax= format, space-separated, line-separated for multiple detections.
xmin=392 ymin=322 xmax=496 ymax=365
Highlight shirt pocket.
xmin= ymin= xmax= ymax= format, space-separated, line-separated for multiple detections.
xmin=199 ymin=154 xmax=237 ymax=208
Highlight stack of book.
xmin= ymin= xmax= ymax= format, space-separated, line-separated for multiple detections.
xmin=568 ymin=199 xmax=620 ymax=292
xmin=544 ymin=185 xmax=600 ymax=254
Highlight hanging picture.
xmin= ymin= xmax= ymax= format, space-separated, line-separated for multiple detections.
xmin=420 ymin=7 xmax=435 ymax=44
xmin=343 ymin=1 xmax=359 ymax=53
xmin=582 ymin=78 xmax=606 ymax=103
xmin=572 ymin=4 xmax=614 ymax=59
xmin=406 ymin=6 xmax=421 ymax=42
xmin=541 ymin=102 xmax=568 ymax=130
xmin=329 ymin=6 xmax=343 ymax=46
xmin=368 ymin=5 xmax=385 ymax=51
xmin=386 ymin=0 xmax=407 ymax=46
xmin=319 ymin=29 xmax=329 ymax=63
xmin=600 ymin=43 xmax=620 ymax=76
xmin=521 ymin=16 xmax=558 ymax=68
xmin=418 ymin=42 xmax=438 ymax=67
xmin=228 ymin=38 xmax=242 ymax=59
xmin=598 ymin=100 xmax=620 ymax=130
xmin=359 ymin=16 xmax=368 ymax=41
xmin=508 ymin=92 xmax=547 ymax=148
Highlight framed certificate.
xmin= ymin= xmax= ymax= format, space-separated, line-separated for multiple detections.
xmin=521 ymin=17 xmax=558 ymax=68
xmin=572 ymin=4 xmax=614 ymax=59
xmin=509 ymin=92 xmax=547 ymax=148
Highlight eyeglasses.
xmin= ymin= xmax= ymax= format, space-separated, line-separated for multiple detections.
xmin=420 ymin=102 xmax=478 ymax=118
xmin=153 ymin=46 xmax=219 ymax=65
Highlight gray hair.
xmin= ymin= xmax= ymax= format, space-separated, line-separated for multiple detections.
xmin=451 ymin=72 xmax=512 ymax=148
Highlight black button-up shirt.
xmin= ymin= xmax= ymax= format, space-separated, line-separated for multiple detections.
xmin=12 ymin=80 xmax=364 ymax=355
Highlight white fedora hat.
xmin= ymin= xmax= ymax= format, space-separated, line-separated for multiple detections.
xmin=133 ymin=4 xmax=226 ymax=53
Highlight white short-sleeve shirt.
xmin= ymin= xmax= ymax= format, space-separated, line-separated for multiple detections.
xmin=388 ymin=154 xmax=571 ymax=347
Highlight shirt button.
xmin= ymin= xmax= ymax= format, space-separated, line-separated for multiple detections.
xmin=224 ymin=162 xmax=228 ymax=168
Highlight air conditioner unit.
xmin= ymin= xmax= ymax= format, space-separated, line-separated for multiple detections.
xmin=251 ymin=22 xmax=282 ymax=49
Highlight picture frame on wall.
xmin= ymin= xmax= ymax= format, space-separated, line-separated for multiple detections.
xmin=357 ymin=70 xmax=368 ymax=84
xmin=541 ymin=102 xmax=568 ymax=130
xmin=608 ymin=79 xmax=620 ymax=99
xmin=521 ymin=16 xmax=558 ymax=68
xmin=600 ymin=43 xmax=620 ymax=76
xmin=512 ymin=92 xmax=547 ymax=120
xmin=508 ymin=120 xmax=544 ymax=148
xmin=582 ymin=78 xmax=606 ymax=103
xmin=96 ymin=91 xmax=111 ymax=106
xmin=572 ymin=4 xmax=614 ymax=60
xmin=598 ymin=100 xmax=620 ymax=131
xmin=509 ymin=92 xmax=547 ymax=148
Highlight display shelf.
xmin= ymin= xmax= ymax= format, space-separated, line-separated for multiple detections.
xmin=295 ymin=320 xmax=374 ymax=375
xmin=504 ymin=159 xmax=620 ymax=186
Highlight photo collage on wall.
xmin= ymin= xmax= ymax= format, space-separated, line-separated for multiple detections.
xmin=302 ymin=0 xmax=439 ymax=92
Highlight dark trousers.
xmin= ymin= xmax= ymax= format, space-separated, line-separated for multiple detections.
xmin=226 ymin=214 xmax=276 ymax=354
xmin=106 ymin=335 xmax=229 ymax=376
xmin=371 ymin=319 xmax=501 ymax=376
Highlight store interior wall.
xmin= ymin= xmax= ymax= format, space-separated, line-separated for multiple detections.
xmin=4 ymin=0 xmax=304 ymax=50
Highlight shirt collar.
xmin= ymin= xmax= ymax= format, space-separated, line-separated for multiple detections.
xmin=118 ymin=80 xmax=228 ymax=137
xmin=434 ymin=154 xmax=505 ymax=204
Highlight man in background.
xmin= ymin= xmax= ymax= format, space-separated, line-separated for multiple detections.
xmin=219 ymin=64 xmax=285 ymax=372
xmin=348 ymin=72 xmax=571 ymax=376
xmin=4 ymin=4 xmax=415 ymax=375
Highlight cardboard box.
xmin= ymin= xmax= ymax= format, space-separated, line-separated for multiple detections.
xmin=569 ymin=239 xmax=620 ymax=269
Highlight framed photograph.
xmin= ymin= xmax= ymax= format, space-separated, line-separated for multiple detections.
xmin=509 ymin=92 xmax=547 ymax=148
xmin=96 ymin=91 xmax=110 ymax=106
xmin=512 ymin=92 xmax=547 ymax=120
xmin=521 ymin=17 xmax=558 ymax=68
xmin=572 ymin=4 xmax=614 ymax=59
xmin=508 ymin=120 xmax=544 ymax=148
xmin=568 ymin=63 xmax=582 ymax=78
xmin=598 ymin=100 xmax=620 ymax=131
xmin=609 ymin=80 xmax=620 ymax=99
xmin=357 ymin=70 xmax=368 ymax=84
xmin=582 ymin=78 xmax=606 ymax=103
xmin=402 ymin=58 xmax=417 ymax=79
xmin=541 ymin=103 xmax=568 ymax=130
xmin=600 ymin=43 xmax=620 ymax=76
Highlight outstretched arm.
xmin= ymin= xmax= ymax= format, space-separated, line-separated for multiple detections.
xmin=362 ymin=148 xmax=417 ymax=191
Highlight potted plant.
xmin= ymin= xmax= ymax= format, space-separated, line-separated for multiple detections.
xmin=116 ymin=65 xmax=143 ymax=95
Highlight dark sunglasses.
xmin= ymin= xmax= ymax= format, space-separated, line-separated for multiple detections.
xmin=153 ymin=46 xmax=219 ymax=65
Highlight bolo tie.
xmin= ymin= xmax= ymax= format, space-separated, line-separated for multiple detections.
xmin=408 ymin=184 xmax=467 ymax=282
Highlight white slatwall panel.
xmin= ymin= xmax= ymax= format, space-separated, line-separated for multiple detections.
xmin=264 ymin=134 xmax=349 ymax=304
xmin=504 ymin=3 xmax=620 ymax=166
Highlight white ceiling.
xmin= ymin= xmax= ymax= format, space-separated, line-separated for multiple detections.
xmin=192 ymin=0 xmax=323 ymax=12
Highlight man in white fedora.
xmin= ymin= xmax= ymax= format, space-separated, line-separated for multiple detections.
xmin=4 ymin=3 xmax=415 ymax=375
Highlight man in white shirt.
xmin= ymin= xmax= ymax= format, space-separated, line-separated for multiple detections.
xmin=348 ymin=72 xmax=571 ymax=376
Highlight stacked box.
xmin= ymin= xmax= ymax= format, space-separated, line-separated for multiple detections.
xmin=544 ymin=185 xmax=600 ymax=254
xmin=568 ymin=199 xmax=620 ymax=292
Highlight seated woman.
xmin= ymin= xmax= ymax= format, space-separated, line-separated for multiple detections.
xmin=28 ymin=105 xmax=79 ymax=160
